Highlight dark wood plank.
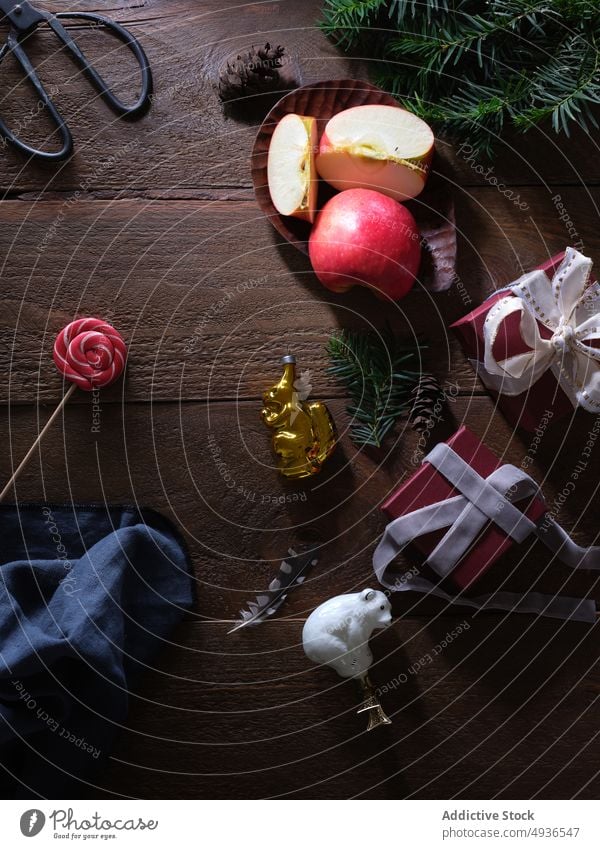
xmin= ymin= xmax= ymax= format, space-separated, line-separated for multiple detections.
xmin=90 ymin=617 xmax=600 ymax=799
xmin=2 ymin=0 xmax=600 ymax=804
xmin=1 ymin=397 xmax=599 ymax=622
xmin=0 ymin=0 xmax=361 ymax=194
xmin=0 ymin=186 xmax=598 ymax=403
xmin=0 ymin=0 xmax=597 ymax=193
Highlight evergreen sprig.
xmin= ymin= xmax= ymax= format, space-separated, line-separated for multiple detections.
xmin=326 ymin=327 xmax=425 ymax=447
xmin=320 ymin=0 xmax=600 ymax=153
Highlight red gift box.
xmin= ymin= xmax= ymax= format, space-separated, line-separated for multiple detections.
xmin=451 ymin=251 xmax=595 ymax=432
xmin=381 ymin=426 xmax=547 ymax=589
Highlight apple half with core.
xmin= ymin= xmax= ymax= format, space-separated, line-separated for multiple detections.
xmin=267 ymin=113 xmax=318 ymax=222
xmin=308 ymin=188 xmax=421 ymax=300
xmin=316 ymin=105 xmax=434 ymax=201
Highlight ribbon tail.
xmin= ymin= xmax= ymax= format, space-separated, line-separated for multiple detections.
xmin=469 ymin=358 xmax=536 ymax=397
xmin=475 ymin=591 xmax=596 ymax=622
xmin=535 ymin=516 xmax=600 ymax=570
xmin=389 ymin=572 xmax=595 ymax=623
xmin=571 ymin=348 xmax=600 ymax=412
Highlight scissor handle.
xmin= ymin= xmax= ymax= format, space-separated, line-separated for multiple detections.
xmin=0 ymin=31 xmax=73 ymax=161
xmin=0 ymin=10 xmax=152 ymax=161
xmin=51 ymin=12 xmax=153 ymax=119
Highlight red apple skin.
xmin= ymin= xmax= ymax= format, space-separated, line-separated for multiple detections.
xmin=308 ymin=188 xmax=421 ymax=300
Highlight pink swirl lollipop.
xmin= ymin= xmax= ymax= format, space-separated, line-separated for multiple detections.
xmin=0 ymin=317 xmax=127 ymax=502
xmin=53 ymin=317 xmax=127 ymax=391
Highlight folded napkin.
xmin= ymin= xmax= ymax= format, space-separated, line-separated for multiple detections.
xmin=0 ymin=504 xmax=193 ymax=798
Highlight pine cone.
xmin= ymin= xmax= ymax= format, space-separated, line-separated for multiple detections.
xmin=409 ymin=374 xmax=445 ymax=433
xmin=217 ymin=43 xmax=299 ymax=103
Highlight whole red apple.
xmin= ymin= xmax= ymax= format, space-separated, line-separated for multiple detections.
xmin=308 ymin=188 xmax=421 ymax=300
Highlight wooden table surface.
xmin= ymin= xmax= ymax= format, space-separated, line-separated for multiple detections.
xmin=1 ymin=0 xmax=599 ymax=799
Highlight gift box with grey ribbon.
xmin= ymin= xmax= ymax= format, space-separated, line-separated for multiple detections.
xmin=373 ymin=426 xmax=600 ymax=623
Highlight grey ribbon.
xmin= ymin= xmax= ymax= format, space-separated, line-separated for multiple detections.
xmin=373 ymin=443 xmax=599 ymax=623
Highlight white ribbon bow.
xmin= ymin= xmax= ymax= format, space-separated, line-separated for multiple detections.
xmin=483 ymin=248 xmax=600 ymax=411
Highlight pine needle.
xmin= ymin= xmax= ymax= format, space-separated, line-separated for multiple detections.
xmin=326 ymin=327 xmax=426 ymax=447
xmin=320 ymin=0 xmax=600 ymax=153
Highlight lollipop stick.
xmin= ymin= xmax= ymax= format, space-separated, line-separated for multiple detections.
xmin=0 ymin=384 xmax=77 ymax=503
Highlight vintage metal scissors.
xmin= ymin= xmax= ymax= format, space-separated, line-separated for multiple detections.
xmin=0 ymin=0 xmax=153 ymax=160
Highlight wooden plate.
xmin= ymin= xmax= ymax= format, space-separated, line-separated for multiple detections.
xmin=251 ymin=78 xmax=456 ymax=291
xmin=251 ymin=79 xmax=400 ymax=254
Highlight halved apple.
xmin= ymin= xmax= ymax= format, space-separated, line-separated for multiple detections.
xmin=316 ymin=105 xmax=434 ymax=201
xmin=267 ymin=113 xmax=318 ymax=222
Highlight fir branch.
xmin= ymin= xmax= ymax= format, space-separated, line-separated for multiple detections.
xmin=524 ymin=35 xmax=600 ymax=133
xmin=320 ymin=0 xmax=388 ymax=48
xmin=321 ymin=0 xmax=600 ymax=153
xmin=326 ymin=327 xmax=425 ymax=448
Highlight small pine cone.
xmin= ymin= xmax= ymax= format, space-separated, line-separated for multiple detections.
xmin=217 ymin=43 xmax=299 ymax=103
xmin=409 ymin=374 xmax=445 ymax=433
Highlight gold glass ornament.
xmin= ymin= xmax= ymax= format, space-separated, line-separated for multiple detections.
xmin=261 ymin=354 xmax=336 ymax=479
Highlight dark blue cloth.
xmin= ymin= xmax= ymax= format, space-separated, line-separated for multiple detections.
xmin=0 ymin=504 xmax=193 ymax=798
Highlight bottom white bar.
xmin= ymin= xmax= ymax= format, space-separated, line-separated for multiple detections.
xmin=1 ymin=799 xmax=597 ymax=848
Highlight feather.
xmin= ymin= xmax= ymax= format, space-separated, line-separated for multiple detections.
xmin=294 ymin=369 xmax=313 ymax=400
xmin=228 ymin=545 xmax=319 ymax=633
xmin=290 ymin=369 xmax=313 ymax=425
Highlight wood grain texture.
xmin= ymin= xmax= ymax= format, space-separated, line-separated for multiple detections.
xmin=89 ymin=617 xmax=600 ymax=799
xmin=1 ymin=397 xmax=599 ymax=623
xmin=0 ymin=0 xmax=596 ymax=194
xmin=1 ymin=0 xmax=600 ymax=802
xmin=0 ymin=186 xmax=598 ymax=404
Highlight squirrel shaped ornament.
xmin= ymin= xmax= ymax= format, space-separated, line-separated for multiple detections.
xmin=261 ymin=355 xmax=336 ymax=479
